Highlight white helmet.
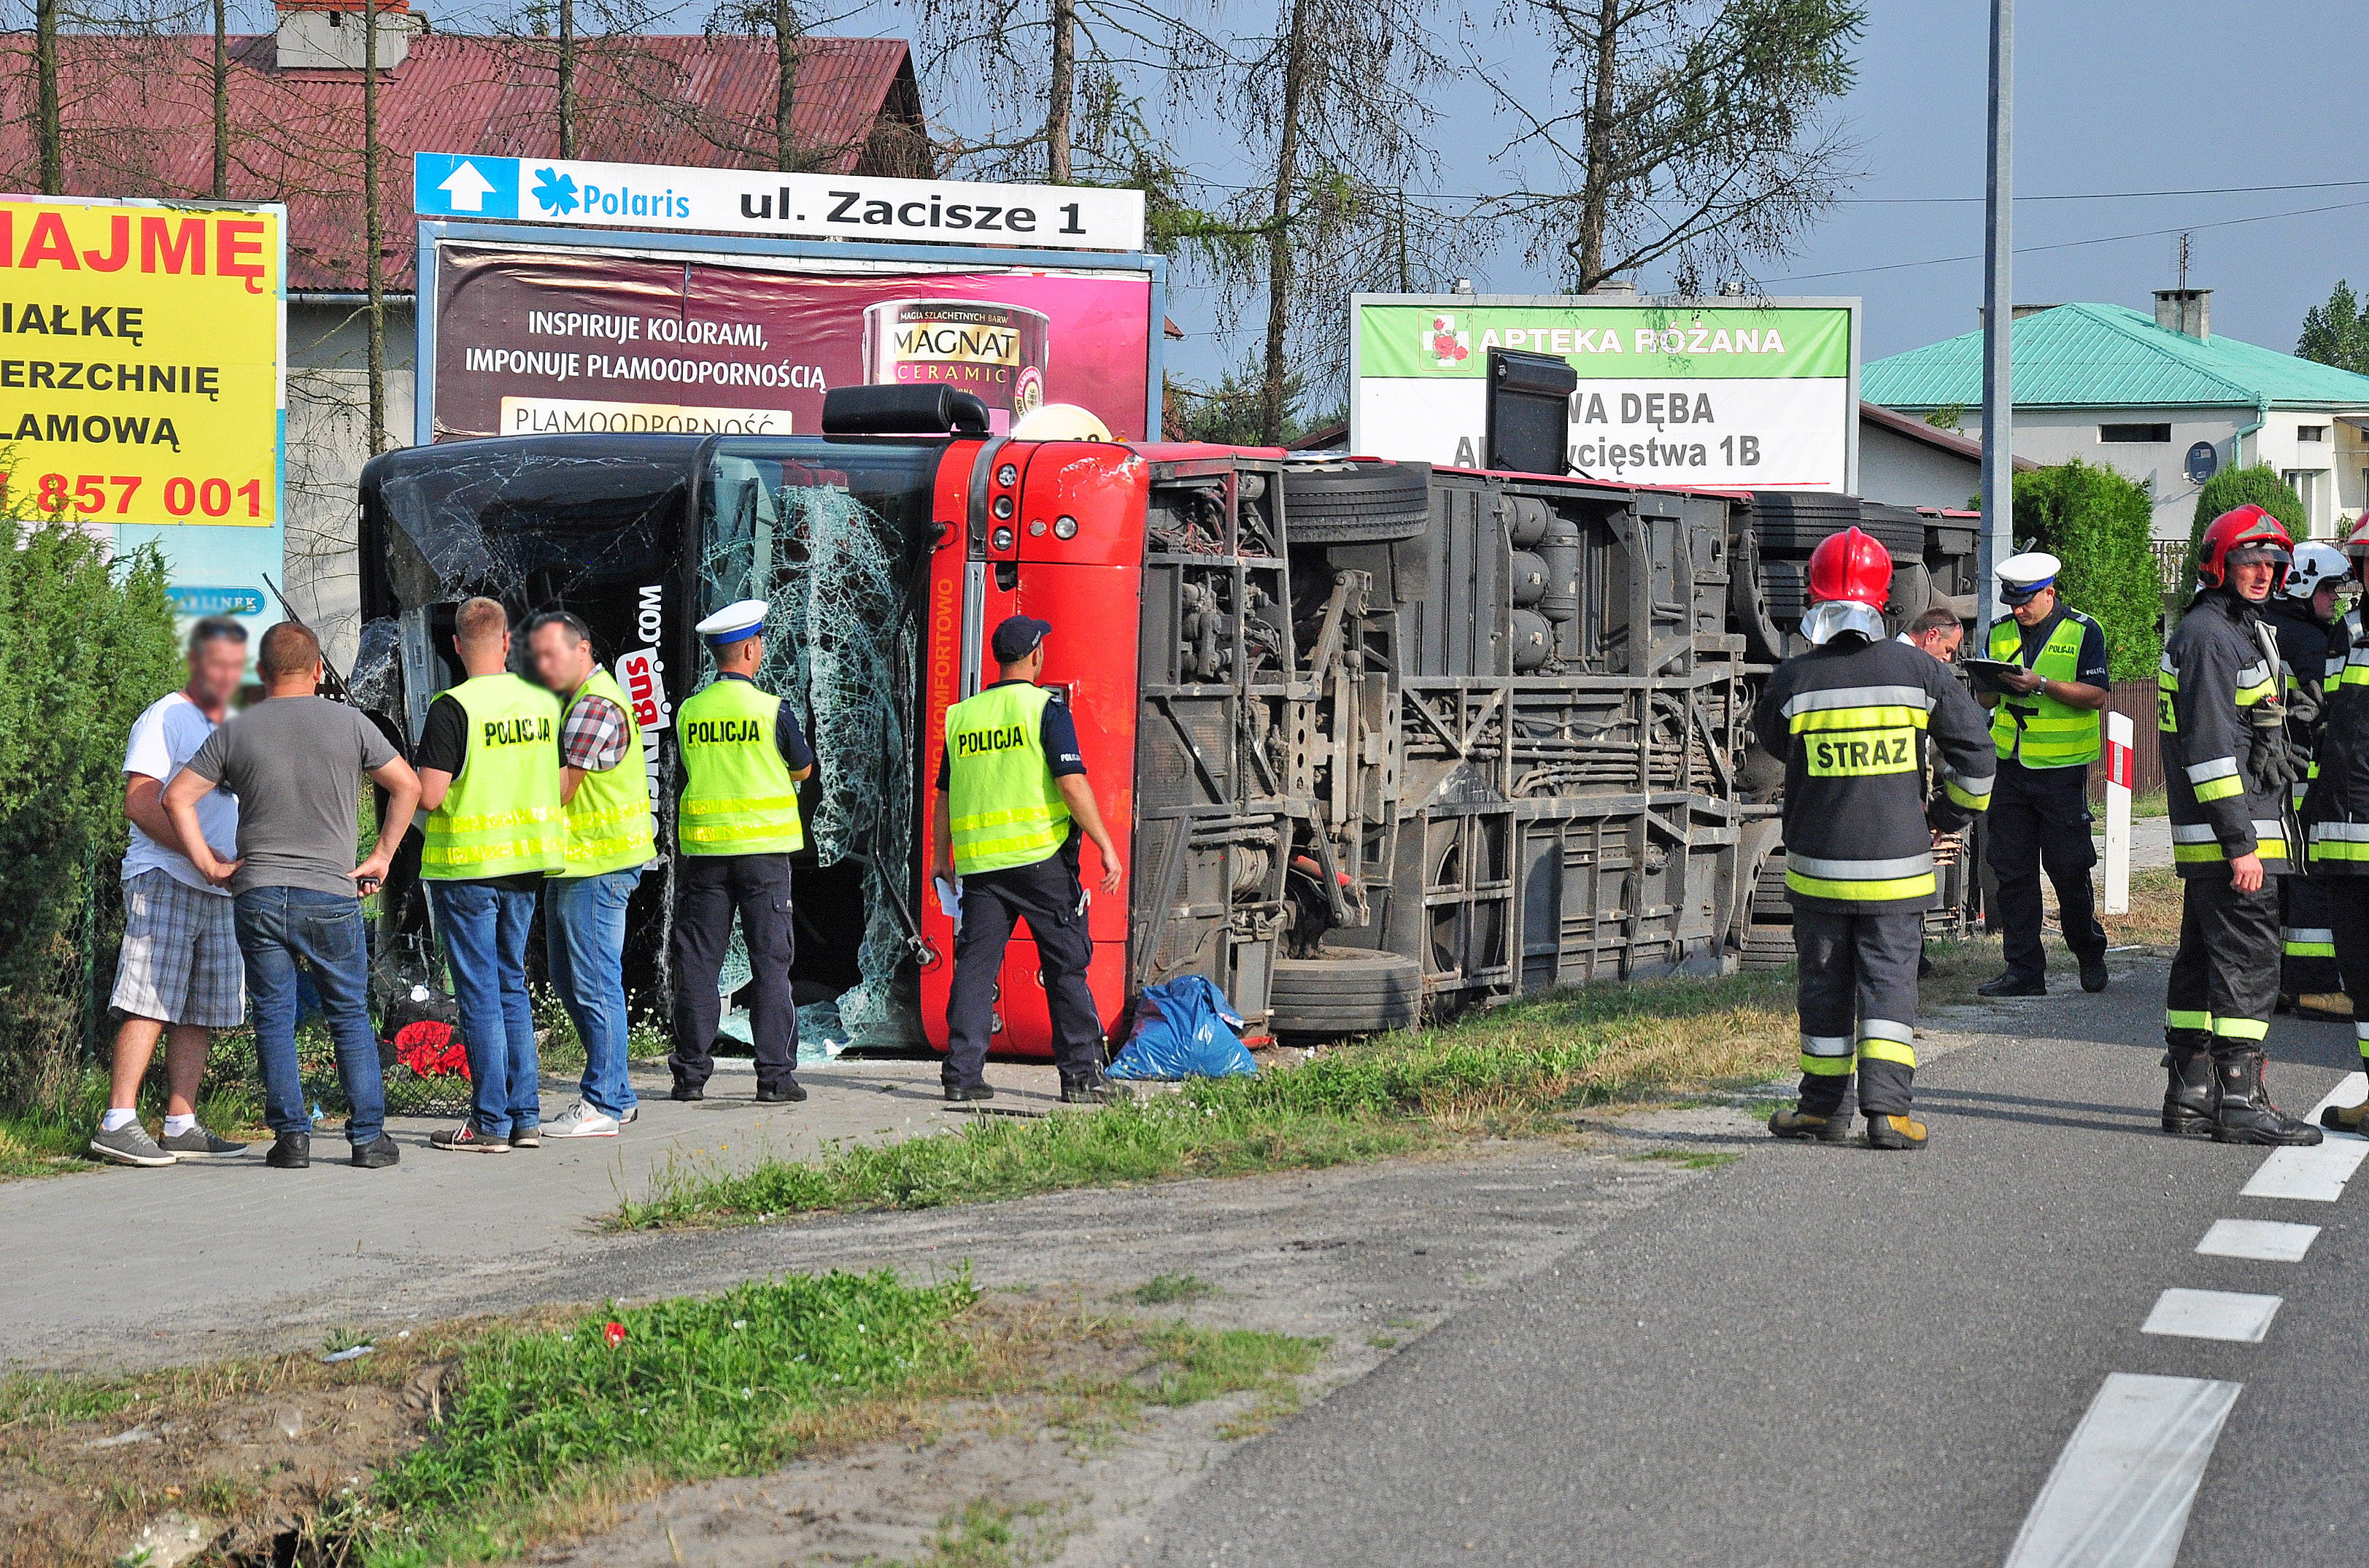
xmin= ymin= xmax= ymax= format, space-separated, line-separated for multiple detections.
xmin=1009 ymin=403 xmax=1112 ymax=441
xmin=2283 ymin=541 xmax=2351 ymax=600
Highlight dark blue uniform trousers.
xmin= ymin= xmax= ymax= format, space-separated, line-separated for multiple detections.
xmin=946 ymin=845 xmax=1107 ymax=1089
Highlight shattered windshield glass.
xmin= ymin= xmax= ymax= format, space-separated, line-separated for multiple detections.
xmin=697 ymin=438 xmax=943 ymax=1051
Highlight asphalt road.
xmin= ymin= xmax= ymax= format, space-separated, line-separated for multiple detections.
xmin=1131 ymin=971 xmax=2369 ymax=1568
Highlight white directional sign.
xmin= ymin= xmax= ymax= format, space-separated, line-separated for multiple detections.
xmin=413 ymin=153 xmax=1147 ymax=253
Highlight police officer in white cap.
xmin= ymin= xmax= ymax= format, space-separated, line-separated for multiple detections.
xmin=1977 ymin=551 xmax=2113 ymax=997
xmin=667 ymin=600 xmax=815 ymax=1103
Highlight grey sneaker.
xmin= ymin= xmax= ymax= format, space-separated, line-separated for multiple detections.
xmin=428 ymin=1124 xmax=510 ymax=1154
xmin=544 ymin=1102 xmax=621 ymax=1139
xmin=90 ymin=1121 xmax=175 ymax=1167
xmin=620 ymin=1103 xmax=639 ymax=1124
xmin=158 ymin=1124 xmax=247 ymax=1159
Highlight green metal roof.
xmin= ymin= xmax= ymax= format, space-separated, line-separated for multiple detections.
xmin=1861 ymin=301 xmax=2369 ymax=412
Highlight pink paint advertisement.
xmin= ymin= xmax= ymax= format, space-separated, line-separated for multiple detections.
xmin=430 ymin=246 xmax=1155 ymax=441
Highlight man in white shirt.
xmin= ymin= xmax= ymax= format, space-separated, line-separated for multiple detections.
xmin=90 ymin=619 xmax=252 ymax=1167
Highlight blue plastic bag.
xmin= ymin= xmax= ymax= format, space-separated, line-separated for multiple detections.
xmin=1106 ymin=976 xmax=1258 ymax=1080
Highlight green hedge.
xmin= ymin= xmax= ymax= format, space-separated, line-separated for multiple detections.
xmin=0 ymin=519 xmax=181 ymax=1111
xmin=2008 ymin=459 xmax=2162 ymax=682
xmin=2181 ymin=465 xmax=2307 ymax=592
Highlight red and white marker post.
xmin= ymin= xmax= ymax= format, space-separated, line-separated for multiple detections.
xmin=2103 ymin=711 xmax=2133 ymax=914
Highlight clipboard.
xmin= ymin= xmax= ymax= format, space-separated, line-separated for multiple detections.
xmin=1962 ymin=657 xmax=2024 ymax=697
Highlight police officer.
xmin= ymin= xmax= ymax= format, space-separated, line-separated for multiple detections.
xmin=1975 ymin=552 xmax=2112 ymax=997
xmin=2304 ymin=516 xmax=2369 ymax=1130
xmin=2160 ymin=506 xmax=2320 ymax=1146
xmin=668 ymin=600 xmax=815 ymax=1105
xmin=1758 ymin=528 xmax=1995 ymax=1149
xmin=2264 ymin=542 xmax=2350 ymax=1016
xmin=930 ymin=614 xmax=1124 ymax=1105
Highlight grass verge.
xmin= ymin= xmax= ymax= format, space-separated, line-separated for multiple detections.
xmin=615 ymin=970 xmax=1796 ymax=1231
xmin=0 ymin=1276 xmax=1326 ymax=1568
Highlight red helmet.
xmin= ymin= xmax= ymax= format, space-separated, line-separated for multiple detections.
xmin=1806 ymin=526 xmax=1894 ymax=608
xmin=2197 ymin=503 xmax=2294 ymax=588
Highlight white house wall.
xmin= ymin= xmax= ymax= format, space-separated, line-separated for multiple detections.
xmin=1858 ymin=420 xmax=1984 ymax=511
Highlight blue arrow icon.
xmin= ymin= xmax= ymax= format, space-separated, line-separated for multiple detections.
xmin=413 ymin=153 xmax=519 ymax=219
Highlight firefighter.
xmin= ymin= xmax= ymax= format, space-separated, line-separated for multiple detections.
xmin=2305 ymin=516 xmax=2369 ymax=1130
xmin=1975 ymin=552 xmax=2112 ymax=998
xmin=1758 ymin=528 xmax=1995 ymax=1150
xmin=2159 ymin=506 xmax=2322 ymax=1146
xmin=2265 ymin=541 xmax=2350 ymax=1016
xmin=930 ymin=614 xmax=1125 ymax=1105
xmin=667 ymin=600 xmax=815 ymax=1105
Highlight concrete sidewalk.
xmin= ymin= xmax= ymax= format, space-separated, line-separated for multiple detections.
xmin=0 ymin=1055 xmax=1067 ymax=1370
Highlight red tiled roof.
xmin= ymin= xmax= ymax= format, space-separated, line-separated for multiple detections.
xmin=0 ymin=32 xmax=926 ymax=292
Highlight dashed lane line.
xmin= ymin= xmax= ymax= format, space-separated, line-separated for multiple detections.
xmin=2194 ymin=1219 xmax=2319 ymax=1262
xmin=2140 ymin=1288 xmax=2284 ymax=1343
xmin=2001 ymin=1074 xmax=2368 ymax=1564
xmin=2001 ymin=1373 xmax=2244 ymax=1568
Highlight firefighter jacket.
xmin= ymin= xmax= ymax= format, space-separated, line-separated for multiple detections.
xmin=1752 ymin=631 xmax=1996 ymax=914
xmin=2161 ymin=588 xmax=2289 ymax=880
xmin=2264 ymin=595 xmax=2336 ymax=811
xmin=2303 ymin=605 xmax=2369 ymax=875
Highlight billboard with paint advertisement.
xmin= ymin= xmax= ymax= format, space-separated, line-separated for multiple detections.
xmin=426 ymin=242 xmax=1156 ymax=444
xmin=0 ymin=194 xmax=285 ymax=639
xmin=1350 ymin=293 xmax=1859 ymax=493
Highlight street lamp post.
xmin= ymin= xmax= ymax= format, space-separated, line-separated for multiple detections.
xmin=1979 ymin=0 xmax=2013 ymax=631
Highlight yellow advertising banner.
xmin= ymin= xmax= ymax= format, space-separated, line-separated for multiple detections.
xmin=0 ymin=197 xmax=283 ymax=533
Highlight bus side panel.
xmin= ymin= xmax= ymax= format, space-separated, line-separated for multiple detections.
xmin=919 ymin=441 xmax=1148 ymax=1059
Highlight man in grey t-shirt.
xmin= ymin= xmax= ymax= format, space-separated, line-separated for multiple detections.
xmin=168 ymin=622 xmax=421 ymax=1171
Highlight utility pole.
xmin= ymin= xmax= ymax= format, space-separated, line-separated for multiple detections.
xmin=1977 ymin=0 xmax=2012 ymax=632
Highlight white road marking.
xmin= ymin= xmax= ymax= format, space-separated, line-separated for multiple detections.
xmin=2141 ymin=1289 xmax=2282 ymax=1343
xmin=2240 ymin=1137 xmax=2369 ymax=1202
xmin=2003 ymin=1373 xmax=2243 ymax=1568
xmin=2195 ymin=1219 xmax=2319 ymax=1262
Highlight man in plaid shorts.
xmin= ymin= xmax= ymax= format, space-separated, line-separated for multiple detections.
xmin=91 ymin=618 xmax=252 ymax=1167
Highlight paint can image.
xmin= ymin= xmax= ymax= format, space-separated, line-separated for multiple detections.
xmin=862 ymin=299 xmax=1051 ymax=435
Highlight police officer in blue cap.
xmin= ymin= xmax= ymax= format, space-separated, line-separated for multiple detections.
xmin=930 ymin=614 xmax=1124 ymax=1105
xmin=1977 ymin=551 xmax=2113 ymax=997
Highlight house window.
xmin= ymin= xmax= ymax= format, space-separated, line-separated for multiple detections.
xmin=2285 ymin=469 xmax=2327 ymax=533
xmin=2299 ymin=425 xmax=2329 ymax=442
xmin=2099 ymin=422 xmax=2172 ymax=443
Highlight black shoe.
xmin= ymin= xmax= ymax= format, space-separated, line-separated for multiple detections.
xmin=2079 ymin=955 xmax=2109 ymax=994
xmin=351 ymin=1134 xmax=400 ymax=1169
xmin=1061 ymin=1071 xmax=1120 ymax=1105
xmin=944 ymin=1082 xmax=995 ymax=1103
xmin=265 ymin=1132 xmax=312 ymax=1170
xmin=1768 ymin=1105 xmax=1854 ymax=1143
xmin=1976 ymin=973 xmax=2047 ymax=999
xmin=2210 ymin=1052 xmax=2324 ymax=1147
xmin=1864 ymin=1112 xmax=1928 ymax=1150
xmin=756 ymin=1080 xmax=807 ymax=1104
xmin=670 ymin=1083 xmax=704 ymax=1102
xmin=2162 ymin=1048 xmax=2213 ymax=1137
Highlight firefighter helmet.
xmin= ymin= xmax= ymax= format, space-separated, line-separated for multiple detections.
xmin=2282 ymin=541 xmax=2350 ymax=600
xmin=1806 ymin=527 xmax=1894 ymax=608
xmin=2342 ymin=514 xmax=2369 ymax=560
xmin=2197 ymin=503 xmax=2294 ymax=588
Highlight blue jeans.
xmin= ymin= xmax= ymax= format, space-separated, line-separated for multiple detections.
xmin=544 ymin=866 xmax=643 ymax=1117
xmin=235 ymin=887 xmax=384 ymax=1147
xmin=428 ymin=880 xmax=540 ymax=1136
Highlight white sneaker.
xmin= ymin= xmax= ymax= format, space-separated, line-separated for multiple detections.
xmin=544 ymin=1101 xmax=621 ymax=1138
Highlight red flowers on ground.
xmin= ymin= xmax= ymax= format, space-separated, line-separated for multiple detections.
xmin=392 ymin=1020 xmax=468 ymax=1078
xmin=603 ymin=1321 xmax=627 ymax=1348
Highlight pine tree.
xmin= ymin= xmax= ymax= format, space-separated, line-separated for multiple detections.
xmin=2297 ymin=280 xmax=2369 ymax=376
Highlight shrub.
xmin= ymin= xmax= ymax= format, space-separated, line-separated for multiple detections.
xmin=0 ymin=518 xmax=182 ymax=1111
xmin=2181 ymin=464 xmax=2307 ymax=590
xmin=2008 ymin=459 xmax=2162 ymax=681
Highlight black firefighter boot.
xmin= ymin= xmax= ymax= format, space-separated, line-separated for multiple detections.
xmin=2161 ymin=1046 xmax=2214 ymax=1137
xmin=2210 ymin=1051 xmax=2324 ymax=1147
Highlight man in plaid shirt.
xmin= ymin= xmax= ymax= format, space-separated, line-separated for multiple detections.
xmin=528 ymin=611 xmax=657 ymax=1138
